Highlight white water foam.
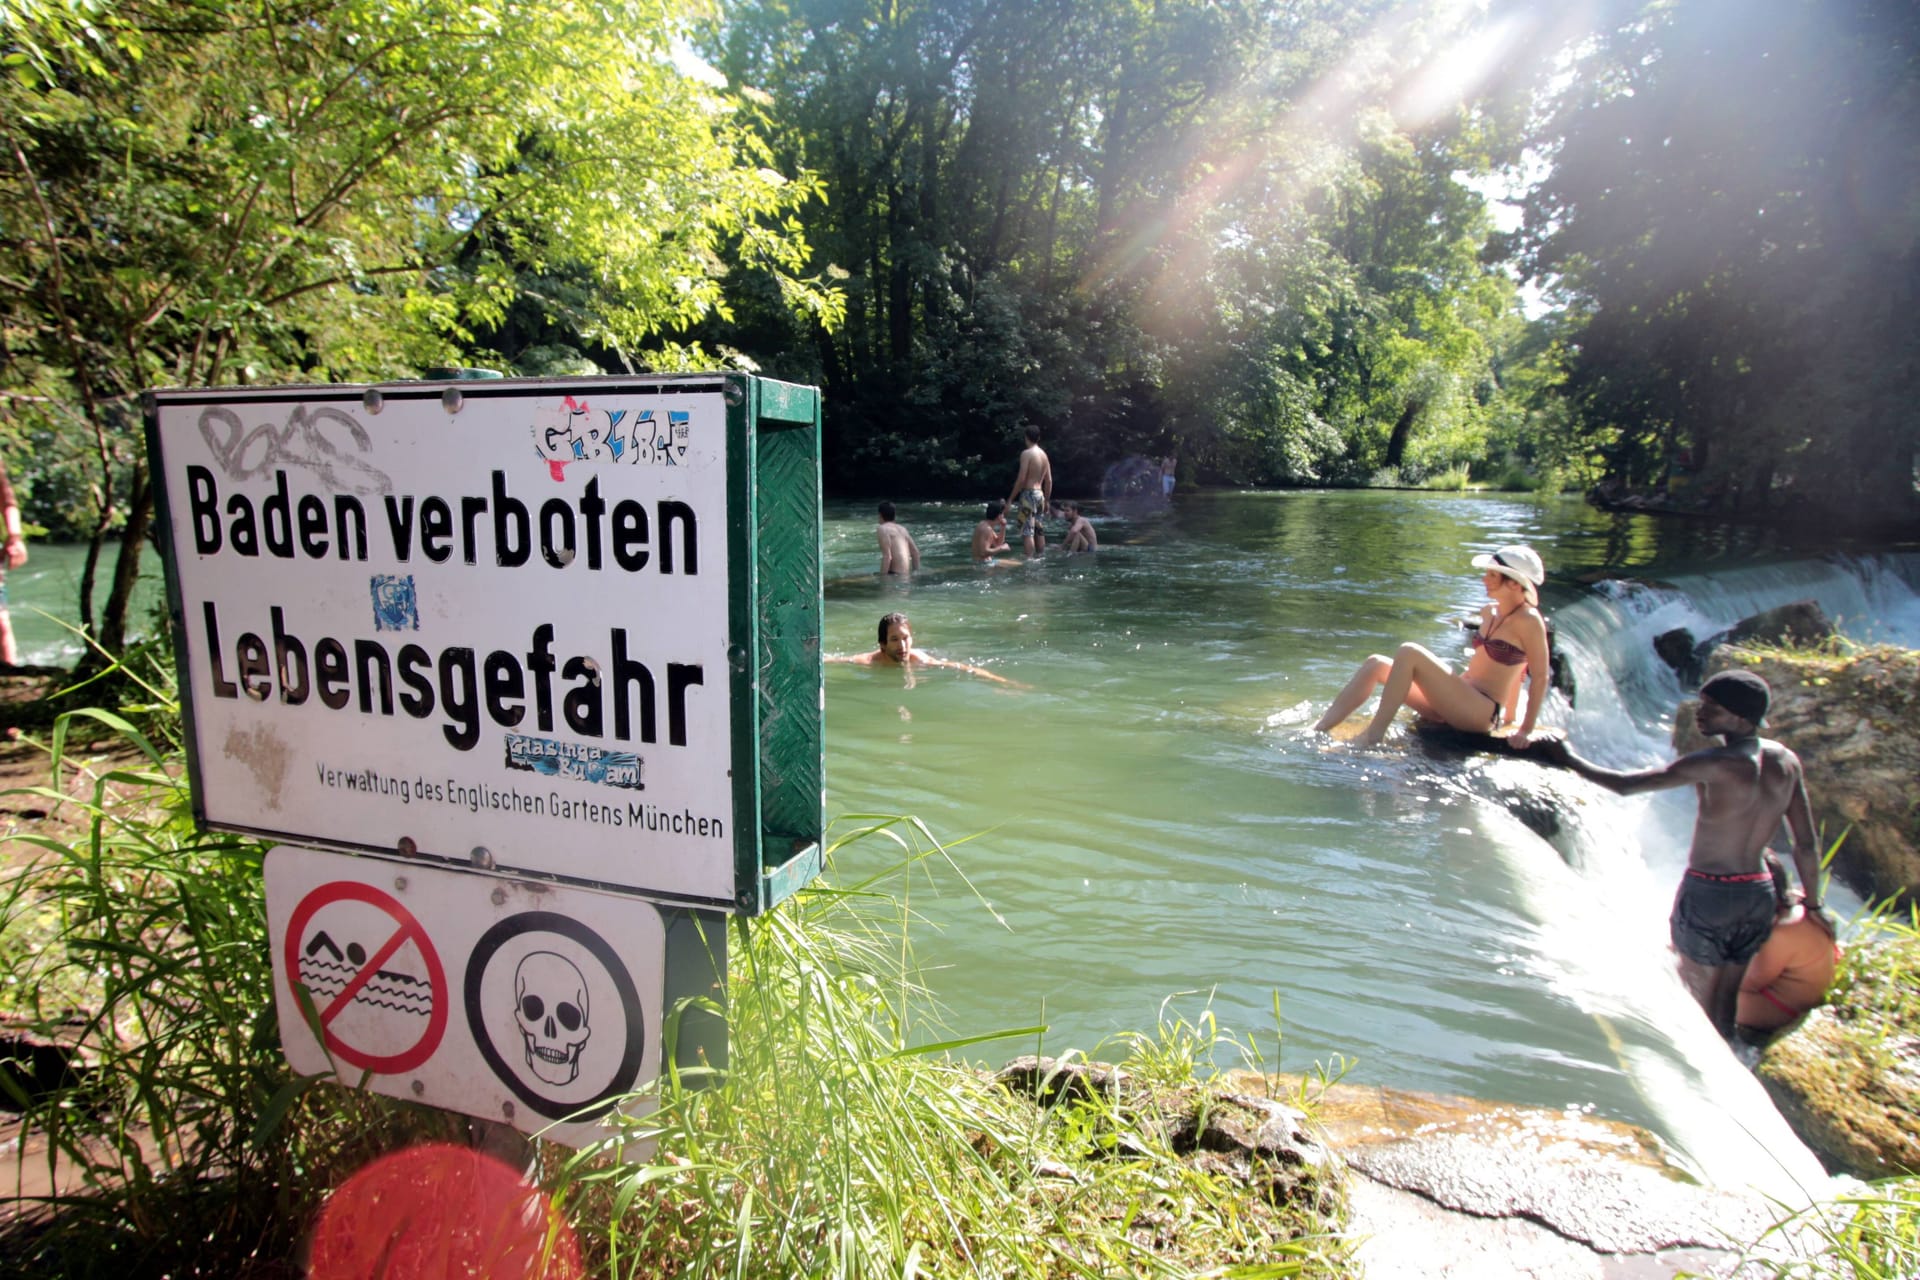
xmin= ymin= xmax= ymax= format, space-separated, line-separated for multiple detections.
xmin=1479 ymin=553 xmax=1918 ymax=1198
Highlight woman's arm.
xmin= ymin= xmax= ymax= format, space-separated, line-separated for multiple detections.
xmin=1506 ymin=610 xmax=1554 ymax=747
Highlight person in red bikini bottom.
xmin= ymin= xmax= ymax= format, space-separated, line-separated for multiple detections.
xmin=1536 ymin=671 xmax=1835 ymax=1041
xmin=1736 ymin=852 xmax=1840 ymax=1045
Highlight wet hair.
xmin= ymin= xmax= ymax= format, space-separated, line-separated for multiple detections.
xmin=1024 ymin=425 xmax=1041 ymax=444
xmin=1060 ymin=501 xmax=1079 ymax=516
xmin=878 ymin=501 xmax=897 ymax=522
xmin=1700 ymin=670 xmax=1770 ymax=725
xmin=878 ymin=611 xmax=909 ymax=647
xmin=984 ymin=499 xmax=1005 ymax=518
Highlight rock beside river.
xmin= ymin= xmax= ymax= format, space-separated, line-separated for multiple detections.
xmin=1677 ymin=644 xmax=1920 ymax=905
xmin=1755 ymin=931 xmax=1920 ymax=1178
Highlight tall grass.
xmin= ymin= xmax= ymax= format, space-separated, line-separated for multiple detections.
xmin=555 ymin=815 xmax=1351 ymax=1277
xmin=0 ymin=692 xmax=452 ymax=1276
xmin=2 ymin=702 xmax=1352 ymax=1277
xmin=1703 ymin=897 xmax=1920 ymax=1280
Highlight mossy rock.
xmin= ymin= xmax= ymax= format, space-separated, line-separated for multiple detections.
xmin=1756 ymin=935 xmax=1920 ymax=1178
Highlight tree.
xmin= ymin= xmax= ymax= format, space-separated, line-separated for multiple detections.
xmin=0 ymin=0 xmax=836 ymax=665
xmin=1524 ymin=0 xmax=1920 ymax=525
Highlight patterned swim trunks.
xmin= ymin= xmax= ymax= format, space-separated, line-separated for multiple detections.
xmin=1014 ymin=487 xmax=1047 ymax=538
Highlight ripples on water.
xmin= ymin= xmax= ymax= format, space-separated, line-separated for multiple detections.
xmin=13 ymin=492 xmax=1910 ymax=1195
xmin=822 ymin=491 xmax=1917 ymax=1196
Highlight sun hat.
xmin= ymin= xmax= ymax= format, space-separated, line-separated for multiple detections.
xmin=1470 ymin=545 xmax=1545 ymax=602
xmin=1699 ymin=669 xmax=1771 ymax=725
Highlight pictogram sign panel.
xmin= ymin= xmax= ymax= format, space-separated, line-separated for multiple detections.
xmin=266 ymin=845 xmax=667 ymax=1149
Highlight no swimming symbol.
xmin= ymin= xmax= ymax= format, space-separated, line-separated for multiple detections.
xmin=285 ymin=882 xmax=449 ymax=1075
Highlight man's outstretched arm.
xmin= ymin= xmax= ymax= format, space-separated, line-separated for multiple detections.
xmin=1533 ymin=739 xmax=1716 ymax=796
xmin=920 ymin=654 xmax=1026 ymax=688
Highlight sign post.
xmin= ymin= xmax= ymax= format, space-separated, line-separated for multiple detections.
xmin=147 ymin=374 xmax=820 ymax=1145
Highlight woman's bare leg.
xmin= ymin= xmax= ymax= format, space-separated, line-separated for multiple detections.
xmin=1313 ymin=654 xmax=1393 ymax=732
xmin=1356 ymin=643 xmax=1495 ymax=745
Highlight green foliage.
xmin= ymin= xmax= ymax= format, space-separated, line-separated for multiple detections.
xmin=0 ymin=725 xmax=1350 ymax=1276
xmin=1700 ymin=1179 xmax=1920 ymax=1280
xmin=1523 ymin=0 xmax=1920 ymax=527
xmin=700 ymin=0 xmax=1533 ymax=495
xmin=556 ymin=815 xmax=1351 ymax=1277
xmin=0 ymin=0 xmax=837 ymax=655
xmin=0 ymin=696 xmax=451 ymax=1276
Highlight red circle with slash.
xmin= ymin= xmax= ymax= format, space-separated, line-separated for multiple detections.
xmin=284 ymin=881 xmax=449 ymax=1074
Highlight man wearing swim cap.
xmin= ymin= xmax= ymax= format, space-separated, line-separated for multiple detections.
xmin=1536 ymin=670 xmax=1832 ymax=1041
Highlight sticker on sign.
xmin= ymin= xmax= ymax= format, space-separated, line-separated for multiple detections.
xmin=267 ymin=845 xmax=666 ymax=1149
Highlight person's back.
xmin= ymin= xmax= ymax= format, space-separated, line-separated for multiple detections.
xmin=875 ymin=501 xmax=920 ymax=576
xmin=1737 ymin=909 xmax=1839 ymax=1033
xmin=1685 ymin=738 xmax=1808 ymax=875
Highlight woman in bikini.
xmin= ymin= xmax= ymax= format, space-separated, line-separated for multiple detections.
xmin=1313 ymin=545 xmax=1552 ymax=748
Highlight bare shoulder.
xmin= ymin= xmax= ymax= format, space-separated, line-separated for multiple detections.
xmin=1760 ymin=737 xmax=1806 ymax=772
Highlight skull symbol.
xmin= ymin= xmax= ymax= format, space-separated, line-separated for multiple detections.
xmin=514 ymin=951 xmax=591 ymax=1085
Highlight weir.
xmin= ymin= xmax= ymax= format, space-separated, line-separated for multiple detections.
xmin=1495 ymin=551 xmax=1919 ymax=1197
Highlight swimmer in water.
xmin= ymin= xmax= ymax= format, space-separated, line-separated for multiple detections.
xmin=1313 ymin=545 xmax=1551 ymax=748
xmin=875 ymin=501 xmax=921 ymax=576
xmin=828 ymin=612 xmax=1024 ymax=687
xmin=972 ymin=500 xmax=1013 ymax=563
xmin=1059 ymin=501 xmax=1097 ymax=553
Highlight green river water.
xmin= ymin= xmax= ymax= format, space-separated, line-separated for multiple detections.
xmin=13 ymin=489 xmax=1919 ymax=1195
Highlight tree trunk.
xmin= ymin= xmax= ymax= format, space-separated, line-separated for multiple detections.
xmin=83 ymin=462 xmax=152 ymax=674
xmin=1383 ymin=398 xmax=1421 ymax=470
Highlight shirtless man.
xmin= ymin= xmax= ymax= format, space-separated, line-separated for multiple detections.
xmin=1006 ymin=425 xmax=1052 ymax=556
xmin=1536 ymin=670 xmax=1831 ymax=1040
xmin=1059 ymin=501 xmax=1097 ymax=553
xmin=827 ymin=612 xmax=1022 ymax=687
xmin=971 ymin=500 xmax=1012 ymax=563
xmin=875 ymin=502 xmax=920 ymax=576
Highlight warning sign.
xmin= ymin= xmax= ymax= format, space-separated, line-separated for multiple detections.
xmin=282 ymin=880 xmax=447 ymax=1074
xmin=266 ymin=845 xmax=666 ymax=1148
xmin=465 ymin=912 xmax=647 ymax=1122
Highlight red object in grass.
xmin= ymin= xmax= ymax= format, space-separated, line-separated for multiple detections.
xmin=308 ymin=1142 xmax=582 ymax=1280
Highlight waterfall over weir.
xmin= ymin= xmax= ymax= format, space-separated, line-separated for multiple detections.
xmin=1505 ymin=551 xmax=1920 ymax=1198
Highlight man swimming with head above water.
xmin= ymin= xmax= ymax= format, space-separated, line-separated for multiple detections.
xmin=827 ymin=612 xmax=1024 ymax=687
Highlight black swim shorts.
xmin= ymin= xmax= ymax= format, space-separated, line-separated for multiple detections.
xmin=1669 ymin=871 xmax=1775 ymax=967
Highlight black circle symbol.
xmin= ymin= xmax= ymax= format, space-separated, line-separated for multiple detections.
xmin=464 ymin=912 xmax=646 ymax=1122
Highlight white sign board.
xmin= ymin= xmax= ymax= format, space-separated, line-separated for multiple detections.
xmin=266 ymin=845 xmax=666 ymax=1150
xmin=151 ymin=380 xmax=742 ymax=904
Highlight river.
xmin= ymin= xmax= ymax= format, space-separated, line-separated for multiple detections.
xmin=11 ymin=490 xmax=1916 ymax=1198
xmin=819 ymin=489 xmax=1918 ymax=1200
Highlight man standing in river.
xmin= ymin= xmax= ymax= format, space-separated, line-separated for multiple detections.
xmin=1535 ymin=670 xmax=1833 ymax=1041
xmin=875 ymin=501 xmax=921 ymax=576
xmin=1006 ymin=425 xmax=1052 ymax=556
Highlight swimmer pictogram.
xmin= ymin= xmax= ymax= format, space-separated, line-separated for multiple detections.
xmin=284 ymin=880 xmax=449 ymax=1074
